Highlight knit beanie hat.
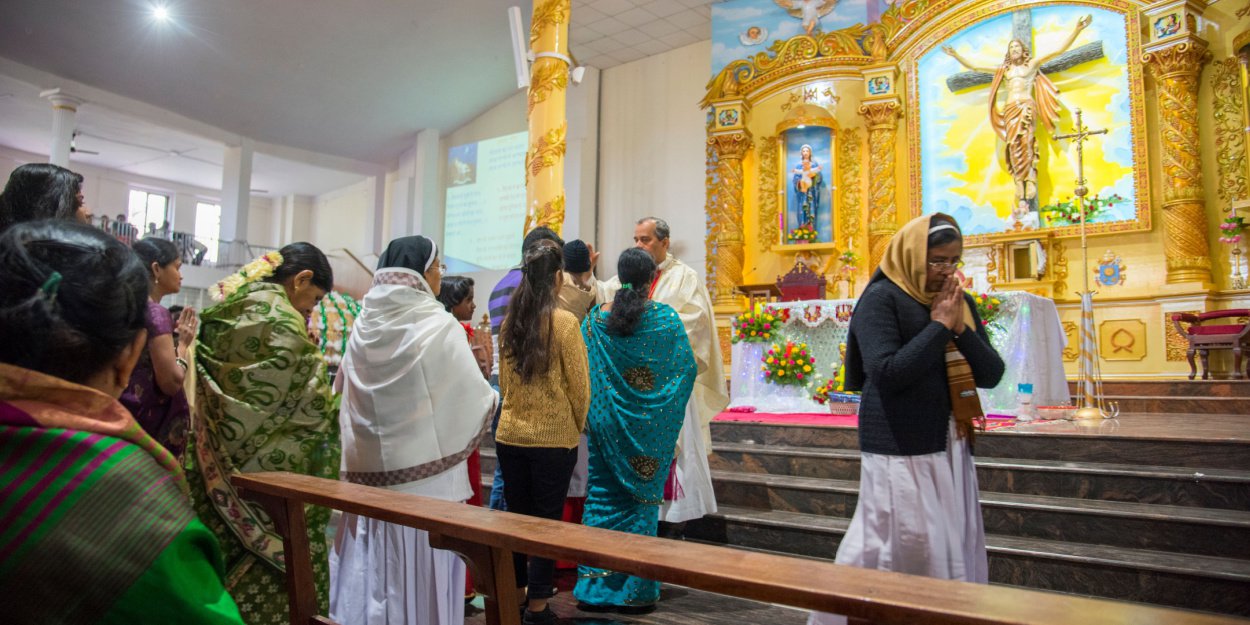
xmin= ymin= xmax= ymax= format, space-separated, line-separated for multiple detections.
xmin=563 ymin=239 xmax=591 ymax=273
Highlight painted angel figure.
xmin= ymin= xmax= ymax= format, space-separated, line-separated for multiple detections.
xmin=774 ymin=0 xmax=838 ymax=36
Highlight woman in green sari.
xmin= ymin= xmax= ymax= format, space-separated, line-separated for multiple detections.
xmin=184 ymin=242 xmax=339 ymax=624
xmin=0 ymin=220 xmax=243 ymax=624
xmin=574 ymin=249 xmax=697 ymax=614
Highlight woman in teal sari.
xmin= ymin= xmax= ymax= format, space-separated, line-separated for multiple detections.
xmin=184 ymin=242 xmax=339 ymax=625
xmin=574 ymin=248 xmax=697 ymax=614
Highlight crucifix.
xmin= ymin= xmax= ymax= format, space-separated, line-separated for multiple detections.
xmin=942 ymin=10 xmax=1101 ymax=222
xmin=1053 ymin=108 xmax=1117 ymax=419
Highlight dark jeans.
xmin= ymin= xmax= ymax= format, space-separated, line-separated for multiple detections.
xmin=494 ymin=441 xmax=578 ymax=600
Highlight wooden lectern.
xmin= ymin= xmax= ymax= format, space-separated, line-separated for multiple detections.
xmin=736 ymin=283 xmax=781 ymax=309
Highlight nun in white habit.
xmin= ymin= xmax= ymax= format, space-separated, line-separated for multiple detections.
xmin=329 ymin=235 xmax=498 ymax=625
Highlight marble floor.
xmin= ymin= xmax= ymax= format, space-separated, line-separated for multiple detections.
xmin=464 ymin=572 xmax=808 ymax=625
xmin=995 ymin=412 xmax=1250 ymax=443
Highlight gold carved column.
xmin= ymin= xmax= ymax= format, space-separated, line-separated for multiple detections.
xmin=708 ymin=96 xmax=752 ymax=309
xmin=860 ymin=97 xmax=901 ymax=271
xmin=523 ymin=0 xmax=571 ymax=235
xmin=1143 ymin=15 xmax=1213 ymax=285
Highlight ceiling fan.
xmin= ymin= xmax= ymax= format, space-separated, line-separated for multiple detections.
xmin=69 ymin=131 xmax=99 ymax=155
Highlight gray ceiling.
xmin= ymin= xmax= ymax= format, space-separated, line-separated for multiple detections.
xmin=0 ymin=0 xmax=715 ymax=167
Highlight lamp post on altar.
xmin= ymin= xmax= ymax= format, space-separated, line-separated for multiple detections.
xmin=1054 ymin=109 xmax=1119 ymax=420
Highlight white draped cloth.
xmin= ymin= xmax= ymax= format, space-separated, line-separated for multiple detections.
xmin=330 ymin=267 xmax=498 ymax=625
xmin=807 ymin=419 xmax=987 ymax=625
xmin=596 ymin=253 xmax=728 ymax=522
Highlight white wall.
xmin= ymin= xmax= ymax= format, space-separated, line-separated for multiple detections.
xmin=310 ymin=177 xmax=372 ymax=253
xmin=597 ymin=41 xmax=711 ymax=282
xmin=0 ymin=144 xmax=274 ymax=246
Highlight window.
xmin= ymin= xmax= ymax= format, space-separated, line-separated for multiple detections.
xmin=195 ymin=202 xmax=222 ymax=264
xmin=127 ymin=189 xmax=170 ymax=235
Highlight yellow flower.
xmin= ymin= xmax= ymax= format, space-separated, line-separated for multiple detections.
xmin=796 ymin=359 xmax=804 ymax=365
xmin=975 ymin=296 xmax=983 ymax=304
xmin=751 ymin=331 xmax=757 ymax=336
xmin=991 ymin=298 xmax=1001 ymax=305
xmin=803 ymin=365 xmax=812 ymax=372
xmin=763 ymin=333 xmax=770 ymax=338
xmin=777 ymin=370 xmax=786 ymax=377
xmin=767 ymin=357 xmax=775 ymax=364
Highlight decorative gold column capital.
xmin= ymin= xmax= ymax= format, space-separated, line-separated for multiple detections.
xmin=858 ymin=98 xmax=901 ymax=130
xmin=709 ymin=131 xmax=752 ymax=160
xmin=1142 ymin=37 xmax=1210 ymax=80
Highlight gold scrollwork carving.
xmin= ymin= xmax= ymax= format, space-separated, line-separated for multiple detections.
xmin=1052 ymin=240 xmax=1069 ymax=299
xmin=528 ymin=62 xmax=569 ymax=117
xmin=529 ymin=0 xmax=568 ymax=47
xmin=838 ymin=128 xmax=863 ymax=251
xmin=1144 ymin=39 xmax=1213 ymax=284
xmin=708 ymin=131 xmax=752 ymax=307
xmin=530 ymin=194 xmax=565 ymax=232
xmin=527 ymin=123 xmax=566 ymax=178
xmin=1212 ymin=57 xmax=1249 ymax=203
xmin=861 ymin=100 xmax=901 ymax=270
xmin=1165 ymin=310 xmax=1199 ymax=361
xmin=1062 ymin=321 xmax=1079 ymax=362
xmin=705 ymin=140 xmax=719 ymax=283
xmin=757 ymin=136 xmax=780 ymax=248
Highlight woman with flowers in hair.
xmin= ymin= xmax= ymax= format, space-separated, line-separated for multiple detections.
xmin=184 ymin=242 xmax=340 ymax=624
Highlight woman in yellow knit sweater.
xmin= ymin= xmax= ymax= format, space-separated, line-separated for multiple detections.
xmin=496 ymin=243 xmax=591 ymax=625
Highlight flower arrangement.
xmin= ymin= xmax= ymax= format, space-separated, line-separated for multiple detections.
xmin=1219 ymin=215 xmax=1246 ymax=245
xmin=211 ymin=251 xmax=283 ymax=301
xmin=837 ymin=249 xmax=859 ymax=275
xmin=812 ymin=378 xmax=839 ymax=403
xmin=732 ymin=303 xmax=787 ymax=343
xmin=1041 ymin=194 xmax=1123 ymax=227
xmin=761 ymin=341 xmax=814 ymax=387
xmin=812 ymin=377 xmax=860 ymax=413
xmin=966 ymin=290 xmax=1004 ymax=339
xmin=787 ymin=225 xmax=818 ymax=243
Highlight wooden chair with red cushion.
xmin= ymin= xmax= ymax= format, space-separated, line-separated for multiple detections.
xmin=1170 ymin=309 xmax=1250 ymax=380
xmin=776 ymin=260 xmax=827 ymax=302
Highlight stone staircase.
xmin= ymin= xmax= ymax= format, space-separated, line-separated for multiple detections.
xmin=479 ymin=381 xmax=1250 ymax=617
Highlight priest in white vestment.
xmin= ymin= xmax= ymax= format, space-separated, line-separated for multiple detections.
xmin=330 ymin=235 xmax=497 ymax=625
xmin=593 ymin=217 xmax=728 ymax=523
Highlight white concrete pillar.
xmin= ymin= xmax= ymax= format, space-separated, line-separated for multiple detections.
xmin=365 ymin=174 xmax=386 ymax=254
xmin=39 ymin=89 xmax=84 ymax=168
xmin=219 ymin=140 xmax=254 ymax=261
xmin=413 ymin=129 xmax=442 ymax=244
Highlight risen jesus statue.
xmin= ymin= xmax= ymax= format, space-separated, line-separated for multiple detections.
xmin=942 ymin=14 xmax=1091 ymax=216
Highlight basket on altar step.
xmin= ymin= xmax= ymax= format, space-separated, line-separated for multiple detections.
xmin=822 ymin=391 xmax=860 ymax=415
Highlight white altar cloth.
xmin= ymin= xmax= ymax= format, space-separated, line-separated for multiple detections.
xmin=727 ymin=292 xmax=1068 ymax=415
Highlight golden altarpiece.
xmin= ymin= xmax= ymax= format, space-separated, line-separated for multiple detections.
xmin=696 ymin=0 xmax=1250 ymax=379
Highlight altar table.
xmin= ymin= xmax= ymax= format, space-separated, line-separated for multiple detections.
xmin=727 ymin=292 xmax=1069 ymax=415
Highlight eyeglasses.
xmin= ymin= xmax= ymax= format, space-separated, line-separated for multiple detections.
xmin=927 ymin=260 xmax=965 ymax=271
xmin=438 ymin=263 xmax=448 ymax=273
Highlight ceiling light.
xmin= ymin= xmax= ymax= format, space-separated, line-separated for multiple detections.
xmin=152 ymin=5 xmax=170 ymax=22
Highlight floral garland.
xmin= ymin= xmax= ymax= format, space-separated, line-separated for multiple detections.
xmin=1041 ymin=194 xmax=1124 ymax=227
xmin=787 ymin=225 xmax=818 ymax=243
xmin=211 ymin=251 xmax=283 ymax=301
xmin=1219 ymin=215 xmax=1245 ymax=245
xmin=761 ymin=341 xmax=814 ymax=386
xmin=315 ymin=292 xmax=361 ymax=366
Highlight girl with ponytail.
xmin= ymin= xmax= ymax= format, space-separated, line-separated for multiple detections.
xmin=495 ymin=243 xmax=590 ymax=625
xmin=572 ymin=247 xmax=697 ymax=613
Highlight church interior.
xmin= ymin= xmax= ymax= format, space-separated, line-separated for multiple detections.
xmin=1 ymin=0 xmax=1249 ymax=623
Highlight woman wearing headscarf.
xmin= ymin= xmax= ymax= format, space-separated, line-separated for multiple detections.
xmin=573 ymin=248 xmax=696 ymax=614
xmin=330 ymin=236 xmax=497 ymax=625
xmin=184 ymin=242 xmax=340 ymax=625
xmin=808 ymin=214 xmax=1004 ymax=625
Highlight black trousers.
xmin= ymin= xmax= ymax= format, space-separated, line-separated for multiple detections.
xmin=494 ymin=441 xmax=578 ymax=600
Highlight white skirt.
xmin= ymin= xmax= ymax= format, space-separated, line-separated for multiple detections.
xmin=808 ymin=419 xmax=987 ymax=625
xmin=329 ymin=512 xmax=466 ymax=625
xmin=661 ymin=400 xmax=718 ymax=523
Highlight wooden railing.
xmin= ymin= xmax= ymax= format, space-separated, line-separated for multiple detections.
xmin=233 ymin=472 xmax=1246 ymax=625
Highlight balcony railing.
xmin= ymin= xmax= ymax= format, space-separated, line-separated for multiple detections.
xmin=90 ymin=217 xmax=275 ymax=270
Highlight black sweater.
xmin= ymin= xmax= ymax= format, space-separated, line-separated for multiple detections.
xmin=844 ymin=278 xmax=1005 ymax=455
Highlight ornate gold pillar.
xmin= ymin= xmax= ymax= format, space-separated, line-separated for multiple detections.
xmin=523 ymin=0 xmax=571 ymax=235
xmin=859 ymin=97 xmax=901 ymax=272
xmin=707 ymin=95 xmax=752 ymax=310
xmin=1142 ymin=2 xmax=1212 ymax=285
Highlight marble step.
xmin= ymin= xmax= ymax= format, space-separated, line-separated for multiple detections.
xmin=1068 ymin=380 xmax=1250 ymax=398
xmin=684 ymin=505 xmax=1250 ymax=617
xmin=710 ymin=470 xmax=1250 ymax=559
xmin=1069 ymin=395 xmax=1250 ymax=416
xmin=710 ymin=421 xmax=1250 ymax=470
xmin=710 ymin=442 xmax=1250 ymax=510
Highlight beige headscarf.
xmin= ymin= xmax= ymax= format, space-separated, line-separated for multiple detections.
xmin=878 ymin=212 xmax=976 ymax=329
xmin=877 ymin=212 xmax=983 ymax=439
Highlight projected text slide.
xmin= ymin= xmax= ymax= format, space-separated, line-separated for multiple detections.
xmin=444 ymin=131 xmax=528 ymax=272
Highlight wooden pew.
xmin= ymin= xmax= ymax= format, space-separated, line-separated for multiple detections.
xmin=233 ymin=471 xmax=1247 ymax=625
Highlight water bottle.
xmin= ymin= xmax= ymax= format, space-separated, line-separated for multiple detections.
xmin=1016 ymin=383 xmax=1036 ymax=421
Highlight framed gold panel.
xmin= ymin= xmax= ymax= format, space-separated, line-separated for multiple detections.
xmin=1099 ymin=318 xmax=1148 ymax=361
